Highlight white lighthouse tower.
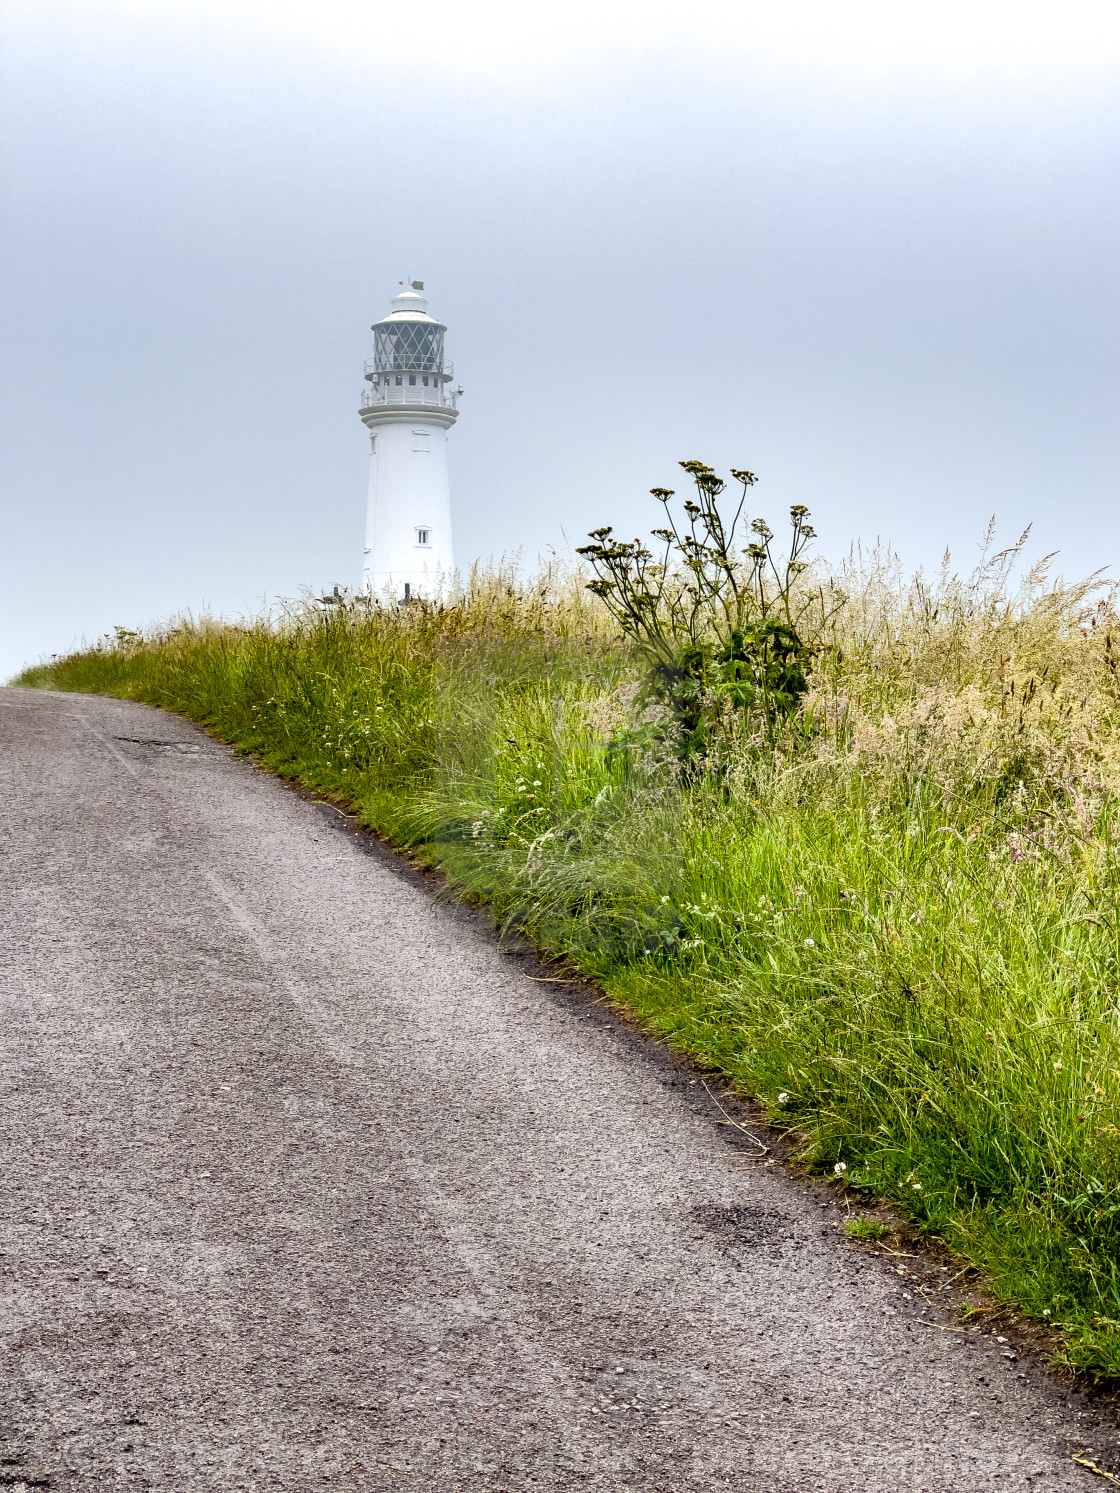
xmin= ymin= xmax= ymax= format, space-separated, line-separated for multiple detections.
xmin=360 ymin=282 xmax=460 ymax=600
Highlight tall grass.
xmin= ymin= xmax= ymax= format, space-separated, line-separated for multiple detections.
xmin=18 ymin=547 xmax=1120 ymax=1378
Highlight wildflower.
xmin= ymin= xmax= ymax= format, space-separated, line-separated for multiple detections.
xmin=777 ymin=1092 xmax=789 ymax=1104
xmin=1052 ymin=1061 xmax=1062 ymax=1072
xmin=1043 ymin=1309 xmax=1051 ymax=1316
xmin=911 ymin=1182 xmax=922 ymax=1191
xmin=1006 ymin=832 xmax=1023 ymax=862
xmin=804 ymin=938 xmax=815 ymax=948
xmin=833 ymin=1161 xmax=847 ymax=1175
xmin=794 ymin=886 xmax=806 ymax=899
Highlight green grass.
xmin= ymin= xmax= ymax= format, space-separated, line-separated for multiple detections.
xmin=16 ymin=556 xmax=1120 ymax=1380
xmin=844 ymin=1218 xmax=894 ymax=1242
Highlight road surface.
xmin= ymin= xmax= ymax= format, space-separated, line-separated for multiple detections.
xmin=0 ymin=687 xmax=1108 ymax=1490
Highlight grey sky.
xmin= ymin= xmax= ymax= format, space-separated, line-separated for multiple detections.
xmin=3 ymin=2 xmax=1120 ymax=678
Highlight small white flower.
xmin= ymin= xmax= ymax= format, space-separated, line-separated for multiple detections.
xmin=777 ymin=1092 xmax=789 ymax=1104
xmin=1053 ymin=1061 xmax=1063 ymax=1072
xmin=911 ymin=1182 xmax=922 ymax=1190
xmin=833 ymin=1161 xmax=847 ymax=1175
xmin=804 ymin=938 xmax=815 ymax=948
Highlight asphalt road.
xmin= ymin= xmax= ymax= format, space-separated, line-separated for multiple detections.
xmin=0 ymin=686 xmax=1111 ymax=1490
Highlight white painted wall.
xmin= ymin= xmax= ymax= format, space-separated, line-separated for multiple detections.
xmin=361 ymin=409 xmax=455 ymax=599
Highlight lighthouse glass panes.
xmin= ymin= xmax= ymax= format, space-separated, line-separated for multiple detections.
xmin=373 ymin=321 xmax=445 ymax=373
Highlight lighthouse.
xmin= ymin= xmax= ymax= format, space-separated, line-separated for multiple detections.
xmin=360 ymin=282 xmax=460 ymax=600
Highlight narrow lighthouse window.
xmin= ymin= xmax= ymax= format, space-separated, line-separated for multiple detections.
xmin=411 ymin=430 xmax=430 ymax=452
xmin=416 ymin=528 xmax=431 ymax=547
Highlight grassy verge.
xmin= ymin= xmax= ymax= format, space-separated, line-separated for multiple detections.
xmin=16 ymin=556 xmax=1120 ymax=1379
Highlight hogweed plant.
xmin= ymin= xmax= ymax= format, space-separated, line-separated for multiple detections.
xmin=577 ymin=460 xmax=824 ymax=756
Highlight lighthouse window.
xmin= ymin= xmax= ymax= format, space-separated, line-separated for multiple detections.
xmin=372 ymin=321 xmax=445 ymax=372
xmin=422 ymin=375 xmax=429 ymax=386
xmin=395 ymin=375 xmax=402 ymax=386
xmin=416 ymin=528 xmax=431 ymax=546
xmin=412 ymin=430 xmax=430 ymax=452
xmin=408 ymin=374 xmax=417 ymax=386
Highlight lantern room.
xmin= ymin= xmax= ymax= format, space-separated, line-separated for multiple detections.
xmin=371 ymin=284 xmax=446 ymax=374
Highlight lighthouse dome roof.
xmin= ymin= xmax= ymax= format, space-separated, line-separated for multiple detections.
xmin=374 ymin=285 xmax=443 ymax=327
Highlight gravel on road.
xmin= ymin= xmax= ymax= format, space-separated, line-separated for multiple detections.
xmin=0 ymin=686 xmax=1108 ymax=1490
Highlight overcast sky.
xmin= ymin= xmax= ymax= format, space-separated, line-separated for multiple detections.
xmin=3 ymin=1 xmax=1120 ymax=678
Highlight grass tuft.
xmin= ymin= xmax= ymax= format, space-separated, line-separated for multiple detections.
xmin=844 ymin=1218 xmax=894 ymax=1241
